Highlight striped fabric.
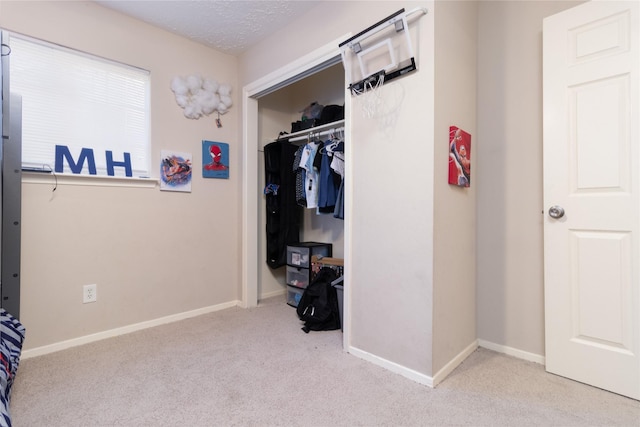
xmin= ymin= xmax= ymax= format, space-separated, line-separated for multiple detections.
xmin=0 ymin=309 xmax=26 ymax=427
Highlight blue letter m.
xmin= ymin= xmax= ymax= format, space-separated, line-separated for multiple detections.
xmin=55 ymin=145 xmax=97 ymax=175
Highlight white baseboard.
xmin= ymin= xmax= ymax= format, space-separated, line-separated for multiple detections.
xmin=478 ymin=339 xmax=545 ymax=365
xmin=432 ymin=340 xmax=479 ymax=386
xmin=348 ymin=345 xmax=436 ymax=387
xmin=348 ymin=341 xmax=479 ymax=388
xmin=260 ymin=288 xmax=286 ymax=300
xmin=22 ymin=300 xmax=241 ymax=359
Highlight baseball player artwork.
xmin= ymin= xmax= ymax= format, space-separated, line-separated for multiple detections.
xmin=202 ymin=140 xmax=229 ymax=179
xmin=448 ymin=126 xmax=471 ymax=187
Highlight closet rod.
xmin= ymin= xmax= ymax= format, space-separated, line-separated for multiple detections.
xmin=277 ymin=119 xmax=345 ymax=142
xmin=288 ymin=125 xmax=344 ymax=143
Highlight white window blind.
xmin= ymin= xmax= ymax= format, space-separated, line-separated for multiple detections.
xmin=9 ymin=34 xmax=150 ymax=177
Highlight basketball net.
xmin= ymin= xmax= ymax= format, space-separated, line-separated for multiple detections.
xmin=352 ymin=73 xmax=385 ymax=119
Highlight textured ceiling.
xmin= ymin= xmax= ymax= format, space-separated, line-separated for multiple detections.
xmin=95 ymin=0 xmax=321 ymax=55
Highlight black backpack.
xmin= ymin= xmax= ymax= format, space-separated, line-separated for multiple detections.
xmin=296 ymin=267 xmax=341 ymax=333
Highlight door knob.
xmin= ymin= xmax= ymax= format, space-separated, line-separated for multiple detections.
xmin=548 ymin=205 xmax=565 ymax=219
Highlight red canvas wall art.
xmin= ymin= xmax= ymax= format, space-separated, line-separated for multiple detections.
xmin=448 ymin=126 xmax=471 ymax=187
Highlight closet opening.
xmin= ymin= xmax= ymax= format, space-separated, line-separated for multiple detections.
xmin=258 ymin=61 xmax=345 ymax=301
xmin=241 ymin=36 xmax=351 ymax=348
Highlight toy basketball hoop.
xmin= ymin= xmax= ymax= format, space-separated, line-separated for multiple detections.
xmin=339 ymin=8 xmax=427 ymax=97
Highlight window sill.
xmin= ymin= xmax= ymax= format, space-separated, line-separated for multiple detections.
xmin=22 ymin=172 xmax=158 ymax=189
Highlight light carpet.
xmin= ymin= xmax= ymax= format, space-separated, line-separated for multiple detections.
xmin=10 ymin=297 xmax=640 ymax=426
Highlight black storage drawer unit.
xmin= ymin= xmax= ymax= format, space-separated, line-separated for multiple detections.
xmin=286 ymin=242 xmax=332 ymax=307
xmin=286 ymin=285 xmax=305 ymax=308
xmin=286 ymin=242 xmax=332 ymax=269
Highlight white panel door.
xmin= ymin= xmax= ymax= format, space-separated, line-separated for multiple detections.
xmin=543 ymin=1 xmax=639 ymax=399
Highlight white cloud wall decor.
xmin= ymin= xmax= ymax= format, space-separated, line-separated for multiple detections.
xmin=170 ymin=75 xmax=233 ymax=120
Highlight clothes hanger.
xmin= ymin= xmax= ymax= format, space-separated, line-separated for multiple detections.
xmin=326 ymin=130 xmax=343 ymax=152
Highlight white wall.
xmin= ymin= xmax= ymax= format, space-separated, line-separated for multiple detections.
xmin=433 ymin=0 xmax=478 ymax=373
xmin=1 ymin=1 xmax=241 ymax=351
xmin=476 ymin=0 xmax=585 ymax=358
xmin=346 ymin=8 xmax=436 ymax=374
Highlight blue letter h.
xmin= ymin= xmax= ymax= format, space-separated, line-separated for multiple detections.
xmin=106 ymin=151 xmax=133 ymax=177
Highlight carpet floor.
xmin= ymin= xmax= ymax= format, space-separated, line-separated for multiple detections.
xmin=9 ymin=296 xmax=640 ymax=426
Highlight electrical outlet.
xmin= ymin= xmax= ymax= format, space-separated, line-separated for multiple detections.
xmin=83 ymin=284 xmax=97 ymax=303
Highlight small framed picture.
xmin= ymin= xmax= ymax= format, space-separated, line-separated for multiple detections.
xmin=160 ymin=150 xmax=192 ymax=192
xmin=202 ymin=141 xmax=229 ymax=179
xmin=448 ymin=126 xmax=471 ymax=187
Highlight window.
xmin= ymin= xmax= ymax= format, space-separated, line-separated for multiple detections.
xmin=8 ymin=33 xmax=150 ymax=178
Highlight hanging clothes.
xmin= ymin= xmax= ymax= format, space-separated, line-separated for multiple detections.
xmin=317 ymin=139 xmax=341 ymax=214
xmin=288 ymin=128 xmax=345 ymax=220
xmin=293 ymin=145 xmax=306 ymax=207
xmin=330 ymin=141 xmax=345 ymax=178
xmin=263 ymin=140 xmax=301 ymax=269
xmin=299 ymin=140 xmax=321 ymax=209
xmin=330 ymin=140 xmax=345 ymax=220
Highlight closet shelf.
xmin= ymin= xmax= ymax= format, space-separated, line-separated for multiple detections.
xmin=279 ymin=119 xmax=345 ymax=143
